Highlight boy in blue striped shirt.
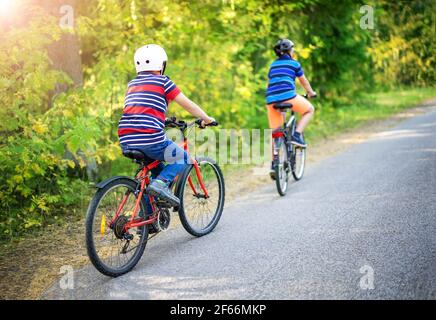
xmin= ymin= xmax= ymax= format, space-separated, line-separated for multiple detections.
xmin=266 ymin=39 xmax=316 ymax=148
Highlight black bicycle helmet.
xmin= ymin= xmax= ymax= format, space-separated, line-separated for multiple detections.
xmin=274 ymin=39 xmax=294 ymax=57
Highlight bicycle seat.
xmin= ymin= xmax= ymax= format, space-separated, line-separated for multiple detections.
xmin=122 ymin=149 xmax=148 ymax=163
xmin=273 ymin=102 xmax=293 ymax=110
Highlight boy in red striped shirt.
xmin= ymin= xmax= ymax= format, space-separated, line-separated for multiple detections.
xmin=118 ymin=44 xmax=214 ymax=207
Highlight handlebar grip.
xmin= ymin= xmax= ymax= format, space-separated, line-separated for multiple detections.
xmin=304 ymin=93 xmax=317 ymax=99
xmin=165 ymin=117 xmax=178 ymax=128
xmin=195 ymin=119 xmax=219 ymax=128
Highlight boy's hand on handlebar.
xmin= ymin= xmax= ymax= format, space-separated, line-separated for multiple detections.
xmin=165 ymin=117 xmax=177 ymax=127
xmin=197 ymin=117 xmax=218 ymax=128
xmin=204 ymin=116 xmax=215 ymax=124
xmin=305 ymin=91 xmax=317 ymax=99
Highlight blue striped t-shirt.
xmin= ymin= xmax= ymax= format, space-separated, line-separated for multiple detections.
xmin=265 ymin=55 xmax=304 ymax=104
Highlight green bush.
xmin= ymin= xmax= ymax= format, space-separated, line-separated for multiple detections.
xmin=0 ymin=0 xmax=434 ymax=241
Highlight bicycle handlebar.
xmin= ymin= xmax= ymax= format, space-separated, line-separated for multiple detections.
xmin=165 ymin=117 xmax=219 ymax=130
xmin=195 ymin=118 xmax=219 ymax=129
xmin=304 ymin=93 xmax=317 ymax=99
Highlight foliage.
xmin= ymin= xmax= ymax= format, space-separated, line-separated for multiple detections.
xmin=0 ymin=0 xmax=434 ymax=241
xmin=299 ymin=0 xmax=373 ymax=102
xmin=369 ymin=0 xmax=436 ymax=86
xmin=0 ymin=9 xmax=74 ymax=238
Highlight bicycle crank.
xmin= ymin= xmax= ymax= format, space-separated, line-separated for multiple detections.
xmin=157 ymin=207 xmax=171 ymax=231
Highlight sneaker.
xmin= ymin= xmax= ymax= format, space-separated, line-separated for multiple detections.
xmin=146 ymin=179 xmax=180 ymax=207
xmin=291 ymin=132 xmax=307 ymax=148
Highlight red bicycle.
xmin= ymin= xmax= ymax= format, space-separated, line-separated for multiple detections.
xmin=85 ymin=118 xmax=225 ymax=277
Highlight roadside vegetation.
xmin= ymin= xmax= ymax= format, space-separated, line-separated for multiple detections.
xmin=0 ymin=0 xmax=435 ymax=242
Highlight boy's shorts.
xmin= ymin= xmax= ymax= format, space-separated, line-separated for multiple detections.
xmin=266 ymin=94 xmax=314 ymax=130
xmin=121 ymin=139 xmax=188 ymax=165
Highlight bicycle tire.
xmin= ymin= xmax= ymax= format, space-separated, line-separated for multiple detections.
xmin=274 ymin=138 xmax=289 ymax=196
xmin=175 ymin=157 xmax=225 ymax=237
xmin=85 ymin=178 xmax=148 ymax=277
xmin=291 ymin=143 xmax=306 ymax=181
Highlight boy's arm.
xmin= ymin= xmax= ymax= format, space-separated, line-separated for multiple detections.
xmin=173 ymin=93 xmax=214 ymax=124
xmin=298 ymin=75 xmax=316 ymax=97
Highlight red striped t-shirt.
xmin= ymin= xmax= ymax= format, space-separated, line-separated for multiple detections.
xmin=118 ymin=73 xmax=181 ymax=146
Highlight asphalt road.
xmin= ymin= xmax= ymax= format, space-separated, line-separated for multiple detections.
xmin=43 ymin=104 xmax=436 ymax=299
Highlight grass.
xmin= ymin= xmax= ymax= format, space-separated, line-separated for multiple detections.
xmin=305 ymin=87 xmax=436 ymax=142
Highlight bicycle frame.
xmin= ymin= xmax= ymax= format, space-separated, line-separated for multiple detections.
xmin=285 ymin=112 xmax=296 ymax=134
xmin=273 ymin=110 xmax=296 ymax=151
xmin=107 ymin=129 xmax=209 ymax=233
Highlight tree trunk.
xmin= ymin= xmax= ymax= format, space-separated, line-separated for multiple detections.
xmin=42 ymin=0 xmax=83 ymax=91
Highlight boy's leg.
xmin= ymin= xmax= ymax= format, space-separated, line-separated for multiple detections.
xmin=266 ymin=105 xmax=285 ymax=180
xmin=142 ymin=164 xmax=166 ymax=233
xmin=120 ymin=145 xmax=166 ymax=233
xmin=121 ymin=144 xmax=165 ymax=215
xmin=288 ymin=95 xmax=315 ymax=147
xmin=143 ymin=163 xmax=165 ymax=215
xmin=145 ymin=139 xmax=188 ymax=183
xmin=266 ymin=104 xmax=285 ymax=130
xmin=289 ymin=95 xmax=314 ymax=133
xmin=142 ymin=140 xmax=189 ymax=206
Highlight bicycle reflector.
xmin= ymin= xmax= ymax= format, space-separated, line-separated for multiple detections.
xmin=272 ymin=131 xmax=284 ymax=138
xmin=100 ymin=215 xmax=106 ymax=235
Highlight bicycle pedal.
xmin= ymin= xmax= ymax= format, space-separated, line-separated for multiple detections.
xmin=157 ymin=208 xmax=171 ymax=231
xmin=156 ymin=200 xmax=173 ymax=208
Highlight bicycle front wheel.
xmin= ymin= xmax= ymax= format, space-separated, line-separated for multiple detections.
xmin=85 ymin=178 xmax=148 ymax=277
xmin=291 ymin=144 xmax=306 ymax=181
xmin=176 ymin=157 xmax=225 ymax=237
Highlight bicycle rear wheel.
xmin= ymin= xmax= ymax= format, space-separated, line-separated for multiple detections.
xmin=85 ymin=178 xmax=148 ymax=277
xmin=274 ymin=137 xmax=289 ymax=196
xmin=176 ymin=157 xmax=225 ymax=237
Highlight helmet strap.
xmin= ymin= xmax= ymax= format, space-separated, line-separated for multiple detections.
xmin=161 ymin=61 xmax=167 ymax=75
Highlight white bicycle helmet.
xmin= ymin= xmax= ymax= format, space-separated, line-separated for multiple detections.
xmin=134 ymin=44 xmax=168 ymax=74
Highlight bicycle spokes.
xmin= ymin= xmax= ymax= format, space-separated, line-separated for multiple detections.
xmin=275 ymin=138 xmax=289 ymax=196
xmin=90 ymin=182 xmax=146 ymax=272
xmin=180 ymin=159 xmax=223 ymax=233
xmin=291 ymin=145 xmax=306 ymax=181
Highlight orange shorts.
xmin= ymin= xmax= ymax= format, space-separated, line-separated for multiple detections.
xmin=266 ymin=94 xmax=314 ymax=129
